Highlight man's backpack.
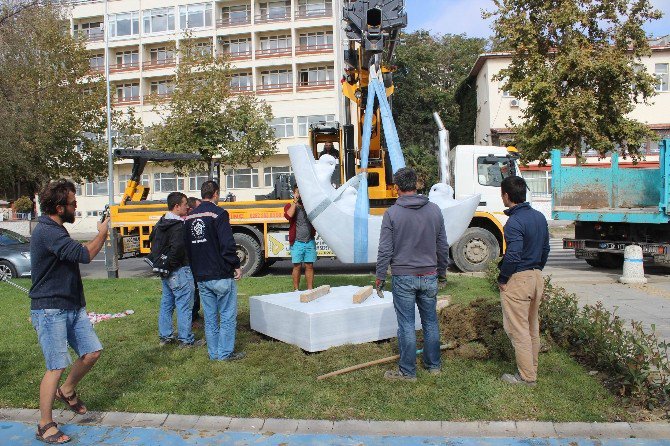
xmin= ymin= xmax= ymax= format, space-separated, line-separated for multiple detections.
xmin=145 ymin=222 xmax=171 ymax=277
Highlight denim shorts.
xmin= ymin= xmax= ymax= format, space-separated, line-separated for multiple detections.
xmin=30 ymin=308 xmax=103 ymax=371
xmin=291 ymin=240 xmax=317 ymax=264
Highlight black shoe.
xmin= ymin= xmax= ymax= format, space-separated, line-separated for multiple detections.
xmin=220 ymin=351 xmax=246 ymax=361
xmin=178 ymin=339 xmax=206 ymax=349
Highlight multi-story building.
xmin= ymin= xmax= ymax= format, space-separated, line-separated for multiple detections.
xmin=65 ymin=0 xmax=341 ymax=232
xmin=466 ymin=38 xmax=670 ymax=216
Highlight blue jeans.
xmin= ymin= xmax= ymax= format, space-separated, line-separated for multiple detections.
xmin=198 ymin=278 xmax=238 ymax=360
xmin=30 ymin=308 xmax=103 ymax=371
xmin=159 ymin=266 xmax=195 ymax=344
xmin=392 ymin=275 xmax=441 ymax=377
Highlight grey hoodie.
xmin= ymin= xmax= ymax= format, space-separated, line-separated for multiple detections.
xmin=375 ymin=194 xmax=449 ymax=280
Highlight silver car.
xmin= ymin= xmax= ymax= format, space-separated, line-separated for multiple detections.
xmin=0 ymin=229 xmax=31 ymax=279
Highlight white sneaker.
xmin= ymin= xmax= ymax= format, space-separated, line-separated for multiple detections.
xmin=501 ymin=373 xmax=536 ymax=387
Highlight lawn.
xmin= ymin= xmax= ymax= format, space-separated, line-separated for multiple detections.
xmin=0 ymin=274 xmax=627 ymax=422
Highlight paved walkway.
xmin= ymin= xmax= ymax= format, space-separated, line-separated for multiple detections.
xmin=544 ymin=239 xmax=670 ymax=343
xmin=2 ymin=409 xmax=669 ymax=445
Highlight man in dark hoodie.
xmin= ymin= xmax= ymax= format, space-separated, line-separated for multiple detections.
xmin=184 ymin=181 xmax=245 ymax=361
xmin=29 ymin=179 xmax=108 ymax=444
xmin=376 ymin=167 xmax=449 ymax=382
xmin=155 ymin=192 xmax=203 ymax=348
xmin=497 ymin=175 xmax=550 ymax=386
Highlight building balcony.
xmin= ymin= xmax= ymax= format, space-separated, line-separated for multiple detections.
xmin=255 ymin=8 xmax=291 ymax=24
xmin=143 ymin=58 xmax=176 ymax=71
xmin=88 ymin=66 xmax=105 ymax=74
xmin=144 ymin=92 xmax=172 ymax=103
xmin=297 ymin=79 xmax=334 ymax=92
xmin=224 ymin=50 xmax=252 ymax=61
xmin=295 ymin=43 xmax=333 ymax=55
xmin=109 ymin=61 xmax=140 ymax=73
xmin=216 ymin=15 xmax=252 ymax=27
xmin=231 ymin=85 xmax=253 ymax=94
xmin=295 ymin=7 xmax=332 ymax=20
xmin=256 ymin=82 xmax=293 ymax=94
xmin=76 ymin=30 xmax=104 ymax=43
xmin=114 ymin=96 xmax=141 ymax=106
xmin=255 ymin=47 xmax=292 ymax=59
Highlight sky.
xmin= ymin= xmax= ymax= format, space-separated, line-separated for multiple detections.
xmin=405 ymin=0 xmax=670 ymax=39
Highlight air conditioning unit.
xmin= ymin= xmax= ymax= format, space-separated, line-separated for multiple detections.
xmin=510 ymin=99 xmax=520 ymax=108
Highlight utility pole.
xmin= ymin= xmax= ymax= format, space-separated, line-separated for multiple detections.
xmin=104 ymin=0 xmax=119 ymax=279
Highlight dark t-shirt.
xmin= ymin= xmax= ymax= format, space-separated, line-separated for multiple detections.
xmin=295 ymin=205 xmax=314 ymax=243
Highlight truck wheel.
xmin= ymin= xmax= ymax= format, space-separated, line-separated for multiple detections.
xmin=585 ymin=254 xmax=624 ymax=269
xmin=451 ymin=227 xmax=500 ymax=273
xmin=235 ymin=233 xmax=263 ymax=277
xmin=585 ymin=258 xmax=603 ymax=268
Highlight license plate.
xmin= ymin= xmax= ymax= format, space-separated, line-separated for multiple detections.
xmin=122 ymin=236 xmax=140 ymax=253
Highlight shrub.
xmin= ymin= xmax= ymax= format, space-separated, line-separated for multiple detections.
xmin=13 ymin=196 xmax=33 ymax=214
xmin=485 ymin=257 xmax=502 ymax=291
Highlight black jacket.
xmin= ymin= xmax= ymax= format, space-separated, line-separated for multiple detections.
xmin=152 ymin=214 xmax=189 ymax=273
xmin=184 ymin=201 xmax=240 ymax=282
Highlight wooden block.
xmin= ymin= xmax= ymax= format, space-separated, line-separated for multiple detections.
xmin=300 ymin=285 xmax=331 ymax=303
xmin=352 ymin=286 xmax=373 ymax=304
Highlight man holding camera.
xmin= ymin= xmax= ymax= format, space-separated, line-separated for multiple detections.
xmin=284 ymin=185 xmax=317 ymax=291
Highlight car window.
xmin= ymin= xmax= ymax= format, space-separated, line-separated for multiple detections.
xmin=0 ymin=229 xmax=28 ymax=246
xmin=477 ymin=156 xmax=513 ymax=187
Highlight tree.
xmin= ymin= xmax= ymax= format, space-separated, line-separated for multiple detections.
xmin=0 ymin=0 xmax=114 ymax=197
xmin=487 ymin=0 xmax=662 ymax=163
xmin=149 ymin=36 xmax=277 ymax=178
xmin=392 ymin=31 xmax=488 ymax=150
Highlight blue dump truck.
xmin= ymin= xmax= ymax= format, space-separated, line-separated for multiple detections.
xmin=552 ymin=139 xmax=670 ymax=268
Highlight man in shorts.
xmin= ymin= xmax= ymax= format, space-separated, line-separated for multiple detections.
xmin=284 ymin=185 xmax=317 ymax=291
xmin=29 ymin=179 xmax=109 ymax=443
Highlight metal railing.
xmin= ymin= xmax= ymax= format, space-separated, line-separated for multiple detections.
xmin=76 ymin=30 xmax=104 ymax=42
xmin=109 ymin=61 xmax=140 ymax=72
xmin=297 ymin=79 xmax=335 ymax=91
xmin=230 ymin=85 xmax=253 ymax=94
xmin=113 ymin=95 xmax=141 ymax=106
xmin=255 ymin=8 xmax=291 ymax=23
xmin=295 ymin=7 xmax=332 ymax=19
xmin=142 ymin=58 xmax=176 ymax=70
xmin=255 ymin=47 xmax=292 ymax=58
xmin=295 ymin=43 xmax=333 ymax=55
xmin=256 ymin=82 xmax=293 ymax=94
xmin=216 ymin=15 xmax=252 ymax=27
xmin=224 ymin=50 xmax=252 ymax=61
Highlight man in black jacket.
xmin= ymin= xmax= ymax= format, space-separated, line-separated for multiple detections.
xmin=156 ymin=192 xmax=203 ymax=348
xmin=184 ymin=181 xmax=244 ymax=361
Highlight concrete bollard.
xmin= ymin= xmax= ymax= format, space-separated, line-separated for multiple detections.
xmin=618 ymin=245 xmax=648 ymax=284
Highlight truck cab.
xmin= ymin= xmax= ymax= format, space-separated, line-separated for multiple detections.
xmin=447 ymin=145 xmax=522 ymax=272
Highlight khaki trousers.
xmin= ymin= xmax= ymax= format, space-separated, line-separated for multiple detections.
xmin=500 ymin=269 xmax=544 ymax=382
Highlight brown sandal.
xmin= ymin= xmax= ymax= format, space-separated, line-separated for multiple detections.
xmin=55 ymin=387 xmax=87 ymax=415
xmin=36 ymin=421 xmax=71 ymax=444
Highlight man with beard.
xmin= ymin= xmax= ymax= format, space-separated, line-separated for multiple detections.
xmin=29 ymin=179 xmax=109 ymax=444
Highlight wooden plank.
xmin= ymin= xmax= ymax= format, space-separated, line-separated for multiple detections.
xmin=352 ymin=285 xmax=373 ymax=304
xmin=300 ymin=285 xmax=331 ymax=303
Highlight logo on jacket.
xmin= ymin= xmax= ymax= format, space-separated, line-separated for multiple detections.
xmin=191 ymin=219 xmax=207 ymax=243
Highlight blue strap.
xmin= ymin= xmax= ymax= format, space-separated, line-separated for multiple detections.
xmin=371 ymin=79 xmax=405 ymax=173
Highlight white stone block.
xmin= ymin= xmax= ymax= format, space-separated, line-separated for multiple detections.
xmin=249 ymin=286 xmax=422 ymax=352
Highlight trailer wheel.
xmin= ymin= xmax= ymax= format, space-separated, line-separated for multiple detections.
xmin=586 ymin=253 xmax=624 ymax=269
xmin=451 ymin=227 xmax=500 ymax=273
xmin=235 ymin=233 xmax=263 ymax=277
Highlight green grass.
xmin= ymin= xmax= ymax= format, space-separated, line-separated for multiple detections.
xmin=0 ymin=275 xmax=627 ymax=421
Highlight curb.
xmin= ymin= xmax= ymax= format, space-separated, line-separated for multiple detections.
xmin=1 ymin=408 xmax=669 ymax=439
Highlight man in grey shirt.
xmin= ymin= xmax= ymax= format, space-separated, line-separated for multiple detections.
xmin=376 ymin=167 xmax=449 ymax=382
xmin=284 ymin=186 xmax=317 ymax=291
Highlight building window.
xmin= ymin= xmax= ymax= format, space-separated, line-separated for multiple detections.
xmin=150 ymin=47 xmax=175 ymax=64
xmin=222 ymin=38 xmax=251 ymax=56
xmin=115 ymin=50 xmax=139 ymax=68
xmin=188 ymin=172 xmax=213 ymax=191
xmin=297 ymin=114 xmax=336 ymax=137
xmin=260 ymin=69 xmax=292 ymax=87
xmin=522 ymin=170 xmax=552 ymax=198
xmin=115 ymin=83 xmax=140 ymax=102
xmin=179 ymin=3 xmax=213 ymax=29
xmin=298 ymin=31 xmax=333 ymax=47
xmin=258 ymin=1 xmax=290 ymax=20
xmin=231 ymin=72 xmax=253 ymax=91
xmin=297 ymin=0 xmax=332 ymax=17
xmin=259 ymin=35 xmax=291 ymax=51
xmin=143 ymin=7 xmax=175 ymax=34
xmin=109 ymin=12 xmax=140 ymax=38
xmin=150 ymin=79 xmax=174 ymax=96
xmin=221 ymin=4 xmax=251 ymax=25
xmin=264 ymin=166 xmax=292 ymax=187
xmin=299 ymin=65 xmax=334 ymax=86
xmin=89 ymin=54 xmax=104 ymax=71
xmin=225 ymin=168 xmax=259 ymax=189
xmin=655 ymin=63 xmax=669 ymax=92
xmin=270 ymin=117 xmax=294 ymax=138
xmin=85 ymin=180 xmax=109 ymax=196
xmin=119 ymin=174 xmax=149 ymax=192
xmin=74 ymin=21 xmax=103 ymax=40
xmin=192 ymin=41 xmax=213 ymax=57
xmin=153 ymin=172 xmax=185 ymax=192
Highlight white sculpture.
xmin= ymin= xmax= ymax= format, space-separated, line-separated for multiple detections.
xmin=289 ymin=145 xmax=481 ymax=263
